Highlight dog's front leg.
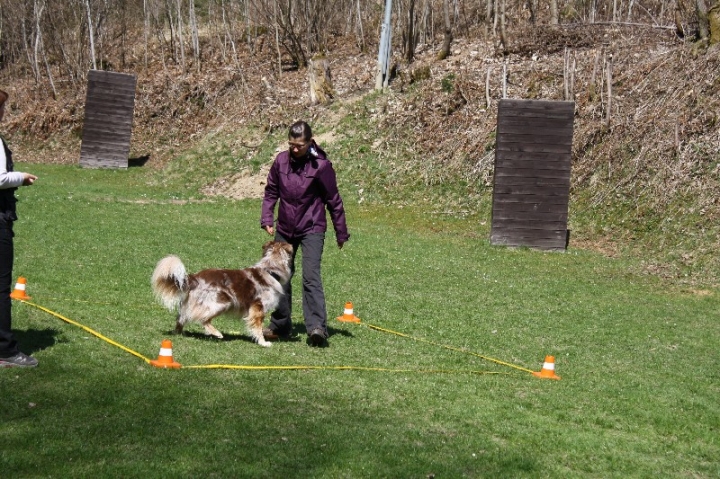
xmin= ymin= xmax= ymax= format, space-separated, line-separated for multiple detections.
xmin=203 ymin=322 xmax=224 ymax=339
xmin=248 ymin=303 xmax=271 ymax=347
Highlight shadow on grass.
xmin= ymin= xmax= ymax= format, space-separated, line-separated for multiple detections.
xmin=13 ymin=327 xmax=60 ymax=355
xmin=166 ymin=323 xmax=356 ymax=347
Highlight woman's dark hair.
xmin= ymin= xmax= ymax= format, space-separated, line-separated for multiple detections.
xmin=289 ymin=121 xmax=312 ymax=141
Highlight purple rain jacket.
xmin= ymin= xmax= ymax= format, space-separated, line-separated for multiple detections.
xmin=261 ymin=142 xmax=350 ymax=243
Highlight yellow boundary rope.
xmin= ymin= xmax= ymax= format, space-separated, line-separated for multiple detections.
xmin=362 ymin=323 xmax=536 ymax=375
xmin=20 ymin=300 xmax=153 ymax=364
xmin=17 ymin=299 xmax=511 ymax=375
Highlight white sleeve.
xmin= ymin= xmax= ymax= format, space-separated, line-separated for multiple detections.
xmin=0 ymin=140 xmax=26 ymax=189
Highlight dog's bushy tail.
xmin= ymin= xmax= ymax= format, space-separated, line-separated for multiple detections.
xmin=151 ymin=255 xmax=188 ymax=311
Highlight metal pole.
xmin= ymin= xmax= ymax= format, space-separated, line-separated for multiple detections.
xmin=375 ymin=0 xmax=393 ymax=90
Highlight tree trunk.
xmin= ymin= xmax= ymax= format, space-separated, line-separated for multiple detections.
xmin=605 ymin=55 xmax=613 ymax=125
xmin=143 ymin=0 xmax=149 ymax=67
xmin=499 ymin=0 xmax=507 ymax=55
xmin=356 ymin=0 xmax=365 ymax=52
xmin=84 ymin=0 xmax=97 ymax=69
xmin=178 ymin=0 xmax=187 ymax=70
xmin=696 ymin=0 xmax=709 ymax=40
xmin=405 ymin=0 xmax=416 ymax=63
xmin=189 ymin=0 xmax=200 ymax=67
xmin=32 ymin=0 xmax=44 ymax=83
xmin=549 ymin=0 xmax=559 ymax=25
xmin=527 ymin=0 xmax=537 ymax=24
xmin=709 ymin=3 xmax=720 ymax=44
xmin=405 ymin=0 xmax=415 ymax=63
xmin=437 ymin=0 xmax=452 ymax=60
xmin=274 ymin=0 xmax=282 ymax=75
xmin=308 ymin=55 xmax=333 ymax=105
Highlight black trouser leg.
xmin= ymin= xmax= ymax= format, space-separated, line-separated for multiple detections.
xmin=0 ymin=226 xmax=17 ymax=358
xmin=269 ymin=233 xmax=298 ymax=335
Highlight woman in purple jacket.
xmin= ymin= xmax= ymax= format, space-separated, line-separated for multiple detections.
xmin=261 ymin=121 xmax=349 ymax=347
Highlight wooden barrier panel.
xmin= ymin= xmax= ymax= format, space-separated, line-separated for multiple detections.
xmin=79 ymin=70 xmax=137 ymax=169
xmin=490 ymin=99 xmax=574 ymax=250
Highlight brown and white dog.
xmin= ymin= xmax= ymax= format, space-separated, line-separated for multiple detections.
xmin=151 ymin=241 xmax=293 ymax=347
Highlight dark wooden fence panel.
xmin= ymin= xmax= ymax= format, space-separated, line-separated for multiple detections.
xmin=490 ymin=99 xmax=574 ymax=250
xmin=79 ymin=70 xmax=137 ymax=169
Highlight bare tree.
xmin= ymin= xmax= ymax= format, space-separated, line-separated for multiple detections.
xmin=550 ymin=0 xmax=559 ymax=24
xmin=696 ymin=0 xmax=709 ymax=39
xmin=189 ymin=0 xmax=200 ymax=67
xmin=404 ymin=0 xmax=417 ymax=62
xmin=437 ymin=0 xmax=452 ymax=60
xmin=83 ymin=0 xmax=97 ymax=69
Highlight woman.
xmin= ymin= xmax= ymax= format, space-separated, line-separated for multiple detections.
xmin=260 ymin=120 xmax=349 ymax=347
xmin=0 ymin=89 xmax=39 ymax=368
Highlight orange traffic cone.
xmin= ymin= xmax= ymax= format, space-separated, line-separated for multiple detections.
xmin=533 ymin=355 xmax=561 ymax=380
xmin=149 ymin=339 xmax=181 ymax=369
xmin=10 ymin=277 xmax=31 ymax=300
xmin=336 ymin=302 xmax=361 ymax=323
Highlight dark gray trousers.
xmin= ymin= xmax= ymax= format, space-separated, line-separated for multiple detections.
xmin=269 ymin=232 xmax=327 ymax=337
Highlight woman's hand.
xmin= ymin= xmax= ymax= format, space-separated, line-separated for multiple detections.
xmin=22 ymin=174 xmax=37 ymax=186
xmin=264 ymin=225 xmax=274 ymax=236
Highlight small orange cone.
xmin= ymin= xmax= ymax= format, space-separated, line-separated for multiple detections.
xmin=336 ymin=302 xmax=361 ymax=323
xmin=149 ymin=339 xmax=181 ymax=369
xmin=533 ymin=355 xmax=561 ymax=380
xmin=10 ymin=277 xmax=31 ymax=300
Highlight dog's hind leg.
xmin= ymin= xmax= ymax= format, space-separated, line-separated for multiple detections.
xmin=247 ymin=302 xmax=271 ymax=347
xmin=174 ymin=309 xmax=187 ymax=335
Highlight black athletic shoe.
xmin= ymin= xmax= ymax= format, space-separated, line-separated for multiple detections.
xmin=0 ymin=352 xmax=38 ymax=368
xmin=308 ymin=329 xmax=327 ymax=347
xmin=262 ymin=328 xmax=297 ymax=341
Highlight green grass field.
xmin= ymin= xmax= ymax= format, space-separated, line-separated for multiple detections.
xmin=1 ymin=162 xmax=719 ymax=478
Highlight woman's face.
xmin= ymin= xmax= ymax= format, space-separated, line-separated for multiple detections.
xmin=288 ymin=137 xmax=311 ymax=158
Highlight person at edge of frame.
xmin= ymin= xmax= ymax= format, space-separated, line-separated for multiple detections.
xmin=0 ymin=88 xmax=40 ymax=368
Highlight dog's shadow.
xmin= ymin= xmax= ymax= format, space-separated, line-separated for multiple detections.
xmin=167 ymin=324 xmax=355 ymax=346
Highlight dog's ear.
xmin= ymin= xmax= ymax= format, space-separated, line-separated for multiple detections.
xmin=262 ymin=240 xmax=274 ymax=254
xmin=281 ymin=242 xmax=293 ymax=254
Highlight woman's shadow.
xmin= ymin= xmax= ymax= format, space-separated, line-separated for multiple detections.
xmin=13 ymin=328 xmax=60 ymax=355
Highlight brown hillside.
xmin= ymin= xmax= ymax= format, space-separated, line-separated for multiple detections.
xmin=1 ymin=23 xmax=719 ymax=282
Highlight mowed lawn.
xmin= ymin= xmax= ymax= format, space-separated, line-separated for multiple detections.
xmin=1 ymin=163 xmax=718 ymax=478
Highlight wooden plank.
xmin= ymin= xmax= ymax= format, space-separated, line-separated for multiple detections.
xmin=494 ymin=159 xmax=571 ymax=171
xmin=495 ymin=150 xmax=571 ymax=162
xmin=490 ymin=234 xmax=568 ymax=250
xmin=499 ymin=99 xmax=574 ymax=115
xmin=81 ymin=124 xmax=135 ymax=138
xmin=494 ymin=168 xmax=571 ymax=180
xmin=496 ymin=133 xmax=573 ymax=146
xmin=497 ymin=114 xmax=574 ymax=132
xmin=492 ymin=200 xmax=569 ymax=213
xmin=493 ymin=185 xmax=569 ymax=197
xmin=491 ymin=208 xmax=569 ymax=220
xmin=493 ymin=172 xmax=570 ymax=183
xmin=493 ymin=215 xmax=567 ymax=231
xmin=490 ymin=228 xmax=568 ymax=241
xmin=495 ymin=142 xmax=571 ymax=154
xmin=80 ymin=143 xmax=134 ymax=157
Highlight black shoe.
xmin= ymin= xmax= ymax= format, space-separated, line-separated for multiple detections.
xmin=0 ymin=352 xmax=38 ymax=368
xmin=262 ymin=328 xmax=296 ymax=341
xmin=308 ymin=329 xmax=327 ymax=347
